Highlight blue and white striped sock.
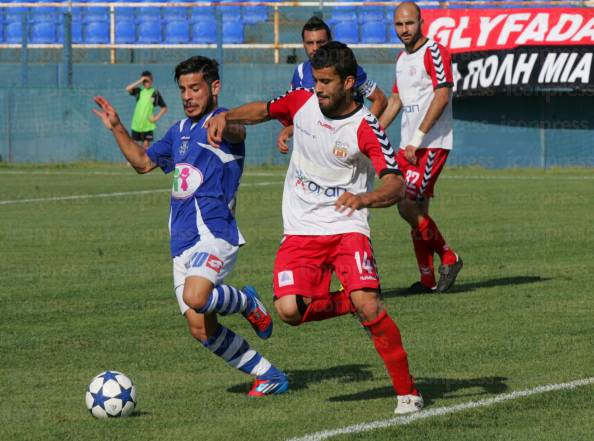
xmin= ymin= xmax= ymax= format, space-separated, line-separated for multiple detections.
xmin=203 ymin=325 xmax=273 ymax=377
xmin=196 ymin=284 xmax=253 ymax=316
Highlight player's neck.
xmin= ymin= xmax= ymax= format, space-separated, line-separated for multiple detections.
xmin=190 ymin=103 xmax=217 ymax=123
xmin=405 ymin=35 xmax=428 ymax=54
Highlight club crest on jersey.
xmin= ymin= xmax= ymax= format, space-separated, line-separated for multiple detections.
xmin=179 ymin=141 xmax=190 ymax=156
xmin=332 ymin=141 xmax=349 ymax=158
xmin=278 ymin=270 xmax=294 ymax=287
xmin=172 ymin=163 xmax=203 ymax=199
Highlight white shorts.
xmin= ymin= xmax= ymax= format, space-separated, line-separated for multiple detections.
xmin=172 ymin=237 xmax=239 ymax=315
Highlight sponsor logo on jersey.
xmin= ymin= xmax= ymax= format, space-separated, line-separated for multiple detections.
xmin=317 ymin=120 xmax=336 ymax=132
xmin=205 ymin=255 xmax=224 ymax=273
xmin=332 ymin=141 xmax=349 ymax=158
xmin=295 ymin=122 xmax=316 ymax=139
xmin=295 ymin=171 xmax=347 ymax=198
xmin=172 ymin=163 xmax=203 ymax=199
xmin=278 ymin=270 xmax=294 ymax=287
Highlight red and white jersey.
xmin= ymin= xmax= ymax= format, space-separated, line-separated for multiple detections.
xmin=393 ymin=38 xmax=454 ymax=150
xmin=267 ymin=88 xmax=401 ymax=237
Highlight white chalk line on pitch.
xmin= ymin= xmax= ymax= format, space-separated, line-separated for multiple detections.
xmin=286 ymin=376 xmax=594 ymax=441
xmin=0 ymin=181 xmax=282 ymax=205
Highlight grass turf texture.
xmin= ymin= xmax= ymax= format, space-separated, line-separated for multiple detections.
xmin=1 ymin=164 xmax=593 ymax=441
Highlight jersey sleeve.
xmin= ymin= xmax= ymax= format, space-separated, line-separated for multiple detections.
xmin=424 ymin=42 xmax=454 ymax=90
xmin=357 ymin=115 xmax=401 ymax=178
xmin=154 ymin=90 xmax=167 ymax=108
xmin=146 ymin=124 xmax=175 ymax=174
xmin=267 ymin=88 xmax=313 ymax=127
xmin=355 ymin=65 xmax=377 ymax=99
xmin=129 ymin=87 xmax=140 ymax=97
xmin=290 ymin=65 xmax=302 ymax=89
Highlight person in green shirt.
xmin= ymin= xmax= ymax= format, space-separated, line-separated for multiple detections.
xmin=125 ymin=71 xmax=168 ymax=149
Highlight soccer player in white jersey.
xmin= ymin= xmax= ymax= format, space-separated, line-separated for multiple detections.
xmin=207 ymin=42 xmax=424 ymax=415
xmin=380 ymin=2 xmax=463 ymax=294
xmin=276 ymin=16 xmax=388 ymax=154
xmin=92 ymin=56 xmax=288 ymax=397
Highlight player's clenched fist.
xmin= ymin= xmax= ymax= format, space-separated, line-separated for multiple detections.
xmin=206 ymin=112 xmax=227 ymax=148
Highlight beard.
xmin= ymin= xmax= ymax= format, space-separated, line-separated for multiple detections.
xmin=318 ymin=89 xmax=348 ymax=117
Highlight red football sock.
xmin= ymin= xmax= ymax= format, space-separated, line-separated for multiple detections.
xmin=301 ymin=289 xmax=354 ymax=323
xmin=362 ymin=310 xmax=416 ymax=396
xmin=420 ymin=216 xmax=457 ymax=266
xmin=411 ymin=219 xmax=436 ymax=288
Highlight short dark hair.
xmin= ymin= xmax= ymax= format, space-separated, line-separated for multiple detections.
xmin=141 ymin=70 xmax=152 ymax=78
xmin=301 ymin=16 xmax=332 ymax=41
xmin=310 ymin=41 xmax=357 ymax=80
xmin=174 ymin=56 xmax=219 ymax=86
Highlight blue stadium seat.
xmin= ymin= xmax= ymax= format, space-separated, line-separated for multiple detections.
xmin=388 ymin=23 xmax=400 ymax=43
xmin=360 ymin=21 xmax=386 ymax=43
xmin=191 ymin=19 xmax=216 ymax=43
xmin=328 ymin=8 xmax=357 ymax=26
xmin=223 ymin=20 xmax=244 ymax=43
xmin=5 ymin=20 xmax=24 ymax=44
xmin=219 ymin=0 xmax=241 ymax=22
xmin=137 ymin=18 xmax=162 ymax=43
xmin=163 ymin=7 xmax=188 ymax=23
xmin=358 ymin=5 xmax=385 ymax=25
xmin=115 ymin=10 xmax=136 ymax=43
xmin=190 ymin=6 xmax=215 ymax=23
xmin=30 ymin=21 xmax=58 ymax=43
xmin=332 ymin=21 xmax=358 ymax=44
xmin=242 ymin=5 xmax=268 ymax=25
xmin=84 ymin=20 xmax=109 ymax=43
xmin=29 ymin=1 xmax=58 ymax=24
xmin=164 ymin=20 xmax=190 ymax=43
xmin=0 ymin=15 xmax=4 ymax=43
xmin=137 ymin=7 xmax=161 ymax=22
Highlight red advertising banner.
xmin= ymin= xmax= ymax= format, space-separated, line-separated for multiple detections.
xmin=422 ymin=8 xmax=594 ymax=53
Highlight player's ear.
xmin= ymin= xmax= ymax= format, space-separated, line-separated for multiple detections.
xmin=211 ymin=80 xmax=221 ymax=97
xmin=344 ymin=75 xmax=355 ymax=92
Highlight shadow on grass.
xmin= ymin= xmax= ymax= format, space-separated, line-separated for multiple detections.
xmin=130 ymin=410 xmax=151 ymax=417
xmin=383 ymin=276 xmax=549 ymax=298
xmin=328 ymin=376 xmax=509 ymax=406
xmin=227 ymin=364 xmax=374 ymax=394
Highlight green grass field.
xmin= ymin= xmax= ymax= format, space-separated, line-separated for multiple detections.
xmin=1 ymin=163 xmax=594 ymax=441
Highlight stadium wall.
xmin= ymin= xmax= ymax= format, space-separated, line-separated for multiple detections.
xmin=0 ymin=63 xmax=592 ymax=167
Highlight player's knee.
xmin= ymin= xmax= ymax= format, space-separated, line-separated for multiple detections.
xmin=350 ymin=290 xmax=383 ymax=322
xmin=274 ymin=298 xmax=302 ymax=326
xmin=183 ymin=289 xmax=208 ymax=311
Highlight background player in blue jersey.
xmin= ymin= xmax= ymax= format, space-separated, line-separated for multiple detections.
xmin=278 ymin=16 xmax=388 ymax=153
xmin=92 ymin=56 xmax=288 ymax=397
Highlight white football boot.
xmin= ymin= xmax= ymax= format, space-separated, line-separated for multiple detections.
xmin=394 ymin=394 xmax=424 ymax=415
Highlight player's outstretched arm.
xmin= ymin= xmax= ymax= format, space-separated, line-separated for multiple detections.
xmin=367 ymin=85 xmax=388 ymax=119
xmin=335 ymin=173 xmax=405 ymax=215
xmin=92 ymin=96 xmax=157 ymax=174
xmin=378 ymin=92 xmax=402 ymax=129
xmin=206 ymin=101 xmax=270 ymax=147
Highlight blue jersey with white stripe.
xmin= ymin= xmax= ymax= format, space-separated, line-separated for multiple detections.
xmin=147 ymin=108 xmax=245 ymax=257
xmin=290 ymin=60 xmax=376 ymax=103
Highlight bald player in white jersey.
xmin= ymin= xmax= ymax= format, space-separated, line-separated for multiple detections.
xmin=380 ymin=1 xmax=463 ymax=294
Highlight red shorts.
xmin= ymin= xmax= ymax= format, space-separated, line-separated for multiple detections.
xmin=396 ymin=148 xmax=449 ymax=200
xmin=273 ymin=233 xmax=380 ymax=299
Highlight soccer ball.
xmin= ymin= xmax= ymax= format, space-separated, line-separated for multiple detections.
xmin=85 ymin=370 xmax=137 ymax=418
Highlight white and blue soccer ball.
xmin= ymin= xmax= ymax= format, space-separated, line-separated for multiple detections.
xmin=85 ymin=370 xmax=137 ymax=418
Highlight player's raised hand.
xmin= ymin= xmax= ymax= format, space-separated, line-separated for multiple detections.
xmin=205 ymin=112 xmax=227 ymax=148
xmin=404 ymin=145 xmax=418 ymax=165
xmin=277 ymin=125 xmax=294 ymax=154
xmin=335 ymin=191 xmax=366 ymax=216
xmin=93 ymin=96 xmax=121 ymax=130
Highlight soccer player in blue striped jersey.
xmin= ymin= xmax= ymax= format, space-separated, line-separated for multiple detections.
xmin=93 ymin=56 xmax=288 ymax=397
